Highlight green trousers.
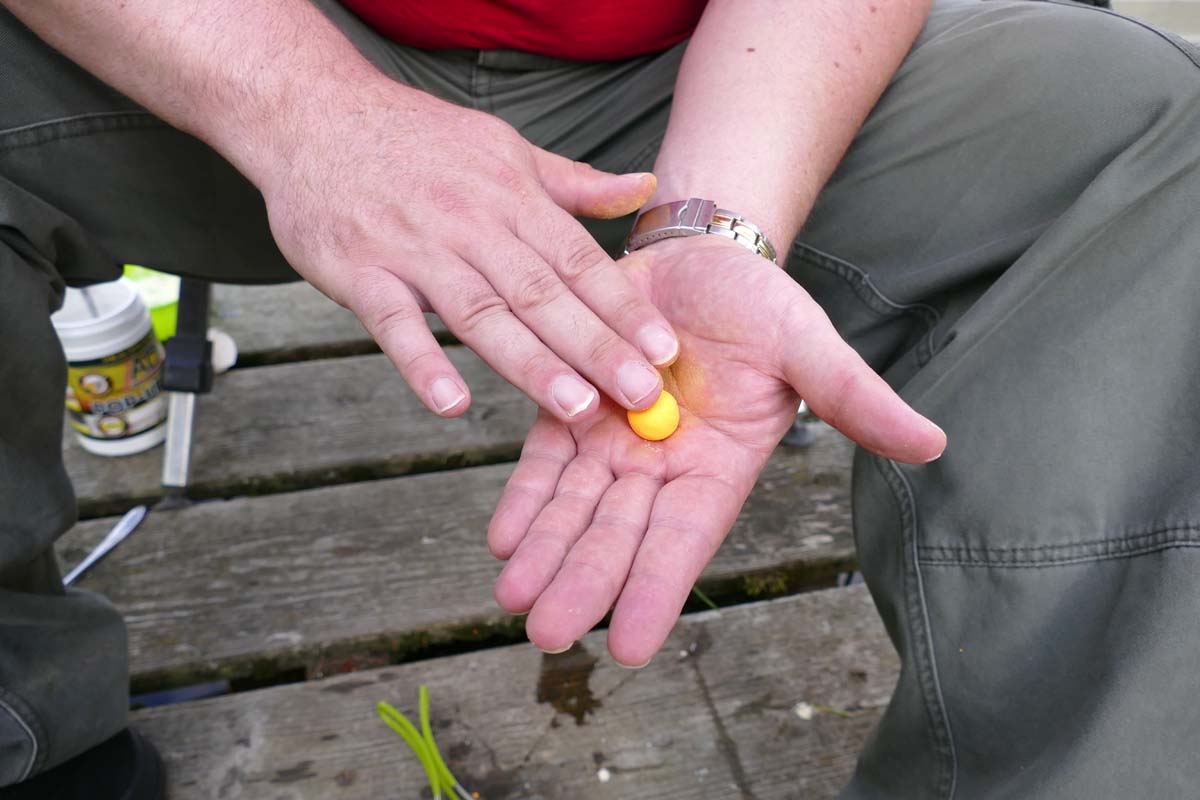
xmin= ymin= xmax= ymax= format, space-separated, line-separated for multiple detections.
xmin=3 ymin=1 xmax=1199 ymax=795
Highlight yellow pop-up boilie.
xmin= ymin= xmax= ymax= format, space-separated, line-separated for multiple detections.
xmin=627 ymin=389 xmax=679 ymax=441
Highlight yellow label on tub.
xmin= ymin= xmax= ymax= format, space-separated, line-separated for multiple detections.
xmin=65 ymin=331 xmax=166 ymax=440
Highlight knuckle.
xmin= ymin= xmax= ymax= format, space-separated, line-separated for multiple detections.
xmin=394 ymin=347 xmax=442 ymax=379
xmin=475 ymin=113 xmax=518 ymax=142
xmin=583 ymin=332 xmax=626 ymax=369
xmin=555 ymin=237 xmax=607 ymax=284
xmin=493 ymin=162 xmax=529 ymax=196
xmin=425 ymin=178 xmax=477 ymax=218
xmin=327 ymin=215 xmax=366 ymax=259
xmin=324 ymin=204 xmax=394 ymax=265
xmin=516 ymin=349 xmax=553 ymax=383
xmin=597 ymin=287 xmax=644 ymax=329
xmin=510 ymin=269 xmax=565 ymax=315
xmin=453 ymin=287 xmax=509 ymax=336
xmin=370 ymin=302 xmax=421 ymax=341
xmin=819 ymin=366 xmax=864 ymax=429
xmin=568 ymin=159 xmax=593 ymax=182
xmin=349 ymin=267 xmax=402 ymax=320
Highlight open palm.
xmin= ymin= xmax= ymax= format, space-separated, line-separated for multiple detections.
xmin=488 ymin=236 xmax=944 ymax=667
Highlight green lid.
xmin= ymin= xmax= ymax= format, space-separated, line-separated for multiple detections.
xmin=123 ymin=265 xmax=179 ymax=340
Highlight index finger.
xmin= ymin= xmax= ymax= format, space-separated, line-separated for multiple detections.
xmin=512 ymin=202 xmax=681 ymax=369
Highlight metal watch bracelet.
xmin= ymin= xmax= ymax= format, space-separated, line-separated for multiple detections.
xmin=623 ymin=198 xmax=779 ymax=264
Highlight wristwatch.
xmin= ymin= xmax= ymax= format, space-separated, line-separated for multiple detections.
xmin=623 ymin=198 xmax=778 ymax=264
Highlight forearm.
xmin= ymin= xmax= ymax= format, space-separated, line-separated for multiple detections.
xmin=1 ymin=0 xmax=394 ymax=187
xmin=649 ymin=0 xmax=931 ymax=254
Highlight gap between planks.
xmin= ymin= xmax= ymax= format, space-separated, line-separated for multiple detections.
xmin=211 ymin=281 xmax=454 ymax=367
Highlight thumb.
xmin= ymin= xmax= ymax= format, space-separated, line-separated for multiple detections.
xmin=532 ymin=148 xmax=657 ymax=219
xmin=780 ymin=306 xmax=947 ymax=464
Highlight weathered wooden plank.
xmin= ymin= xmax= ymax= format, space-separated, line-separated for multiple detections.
xmin=64 ymin=348 xmax=532 ymax=518
xmin=1114 ymin=1 xmax=1200 ymax=43
xmin=133 ymin=586 xmax=896 ymax=799
xmin=210 ymin=282 xmax=372 ymax=364
xmin=58 ymin=425 xmax=853 ymax=690
xmin=210 ymin=282 xmax=450 ymax=365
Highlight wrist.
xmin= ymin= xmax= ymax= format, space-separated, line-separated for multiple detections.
xmin=637 ymin=230 xmax=750 ymax=258
xmin=199 ymin=60 xmax=399 ymax=192
xmin=628 ymin=196 xmax=784 ymax=264
xmin=643 ymin=179 xmax=798 ymax=257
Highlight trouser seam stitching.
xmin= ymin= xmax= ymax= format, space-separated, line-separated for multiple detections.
xmin=0 ymin=111 xmax=162 ymax=153
xmin=788 ymin=241 xmax=941 ymax=364
xmin=921 ymin=537 xmax=1200 ymax=568
xmin=875 ymin=456 xmax=958 ymax=798
xmin=918 ymin=522 xmax=1200 ymax=560
xmin=0 ymin=686 xmax=44 ymax=783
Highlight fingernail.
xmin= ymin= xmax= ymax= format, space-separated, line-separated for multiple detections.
xmin=431 ymin=377 xmax=465 ymax=413
xmin=617 ymin=361 xmax=661 ymax=406
xmin=923 ymin=421 xmax=947 ymax=463
xmin=552 ymin=375 xmax=596 ymax=418
xmin=637 ymin=324 xmax=679 ymax=366
xmin=538 ymin=643 xmax=573 ymax=655
xmin=618 ymin=656 xmax=652 ymax=670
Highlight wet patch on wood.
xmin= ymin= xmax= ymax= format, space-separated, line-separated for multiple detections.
xmin=536 ymin=643 xmax=601 ymax=726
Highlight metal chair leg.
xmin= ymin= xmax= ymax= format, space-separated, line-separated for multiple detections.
xmin=160 ymin=278 xmax=213 ymax=505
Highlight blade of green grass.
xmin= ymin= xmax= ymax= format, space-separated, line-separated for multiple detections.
xmin=691 ymin=585 xmax=719 ymax=610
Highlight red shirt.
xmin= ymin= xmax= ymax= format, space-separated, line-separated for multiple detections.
xmin=340 ymin=1 xmax=706 ymax=61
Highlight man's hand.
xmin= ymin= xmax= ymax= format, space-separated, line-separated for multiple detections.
xmin=2 ymin=0 xmax=679 ymax=422
xmin=259 ymin=83 xmax=680 ymax=421
xmin=487 ymin=236 xmax=944 ymax=667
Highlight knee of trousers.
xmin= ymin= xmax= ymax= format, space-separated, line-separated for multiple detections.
xmin=888 ymin=14 xmax=1200 ymax=556
xmin=791 ymin=1 xmax=1200 ymax=383
xmin=927 ymin=1 xmax=1200 ymax=138
xmin=899 ymin=1 xmax=1200 ymax=213
xmin=839 ymin=13 xmax=1200 ymax=787
xmin=850 ymin=449 xmax=1200 ymax=799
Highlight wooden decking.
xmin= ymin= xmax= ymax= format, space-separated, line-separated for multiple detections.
xmin=60 ymin=281 xmax=896 ymax=798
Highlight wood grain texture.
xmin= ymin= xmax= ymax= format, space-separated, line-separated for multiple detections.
xmin=210 ymin=282 xmax=450 ymax=366
xmin=59 ymin=425 xmax=854 ymax=689
xmin=64 ymin=349 xmax=532 ymax=518
xmin=133 ymin=586 xmax=897 ymax=800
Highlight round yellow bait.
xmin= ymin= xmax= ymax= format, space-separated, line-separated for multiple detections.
xmin=627 ymin=389 xmax=680 ymax=441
